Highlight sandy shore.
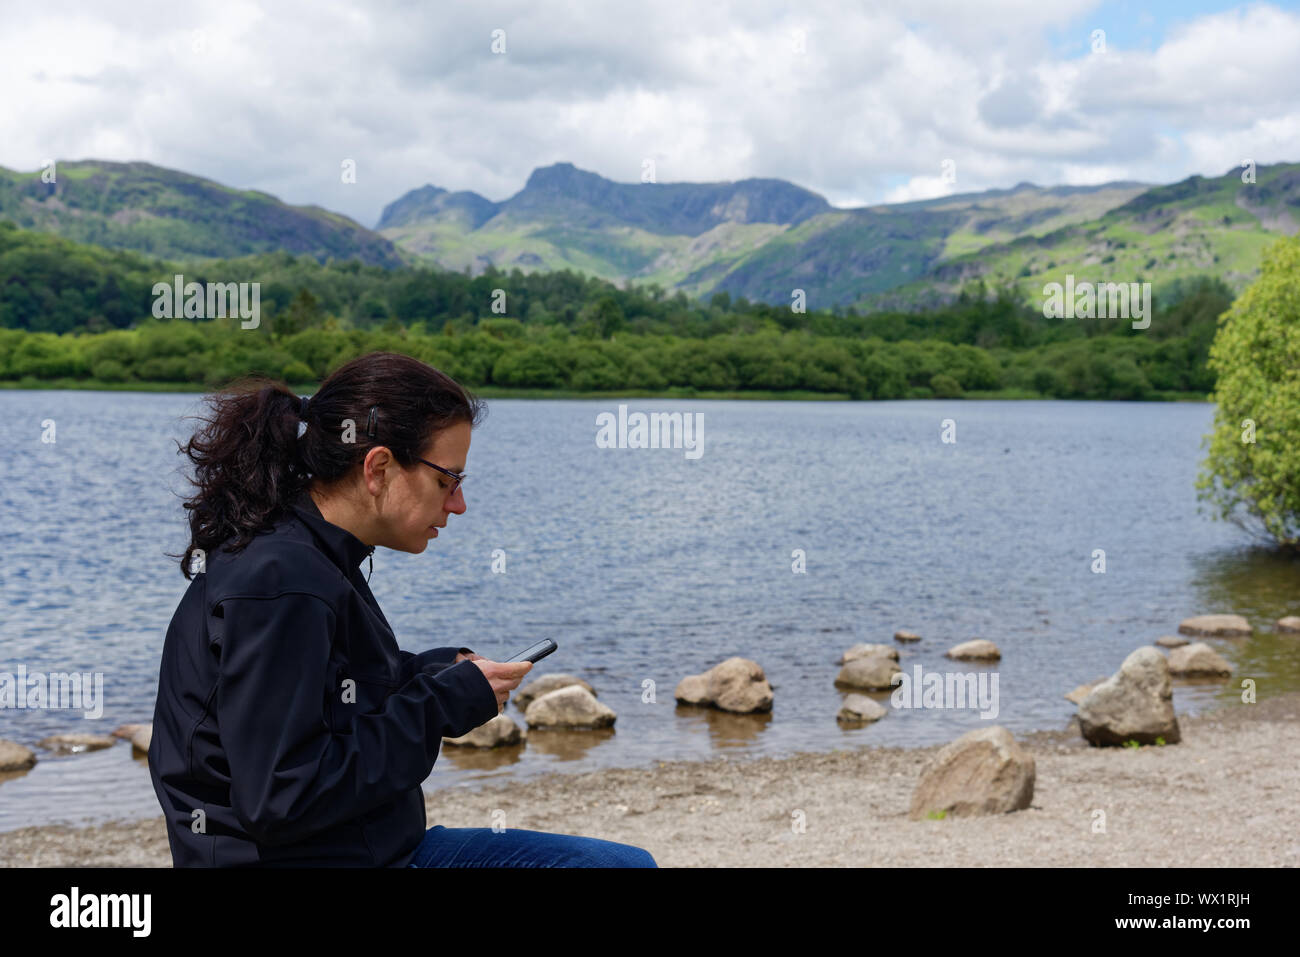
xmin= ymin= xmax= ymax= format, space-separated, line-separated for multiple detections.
xmin=4 ymin=693 xmax=1298 ymax=867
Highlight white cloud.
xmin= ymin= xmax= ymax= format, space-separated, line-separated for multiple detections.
xmin=0 ymin=0 xmax=1296 ymax=226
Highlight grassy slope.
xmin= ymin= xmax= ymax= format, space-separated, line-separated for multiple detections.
xmin=860 ymin=163 xmax=1300 ymax=310
xmin=0 ymin=161 xmax=404 ymax=267
xmin=383 ymin=182 xmax=1149 ymax=307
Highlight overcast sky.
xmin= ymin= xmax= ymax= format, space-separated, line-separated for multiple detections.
xmin=2 ymin=0 xmax=1298 ymax=228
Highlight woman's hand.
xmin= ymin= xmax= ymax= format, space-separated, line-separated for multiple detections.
xmin=471 ymin=659 xmax=533 ymax=713
xmin=453 ymin=651 xmax=484 ymax=664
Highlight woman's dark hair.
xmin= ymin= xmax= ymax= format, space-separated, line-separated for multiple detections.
xmin=174 ymin=351 xmax=486 ymax=579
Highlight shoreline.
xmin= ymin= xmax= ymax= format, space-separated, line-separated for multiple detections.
xmin=3 ymin=691 xmax=1296 ymax=867
xmin=0 ymin=379 xmax=1211 ymax=402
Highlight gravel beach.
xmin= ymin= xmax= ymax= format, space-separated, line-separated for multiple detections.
xmin=3 ymin=692 xmax=1297 ymax=867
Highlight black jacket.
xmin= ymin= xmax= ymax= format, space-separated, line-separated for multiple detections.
xmin=148 ymin=490 xmax=499 ymax=866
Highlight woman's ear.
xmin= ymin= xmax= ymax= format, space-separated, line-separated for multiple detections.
xmin=362 ymin=445 xmax=395 ymax=496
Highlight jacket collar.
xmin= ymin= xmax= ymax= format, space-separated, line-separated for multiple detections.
xmin=288 ymin=489 xmax=375 ymax=574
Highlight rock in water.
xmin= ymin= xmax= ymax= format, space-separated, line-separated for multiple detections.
xmin=1078 ymin=647 xmax=1180 ymax=746
xmin=514 ymin=674 xmax=596 ymax=711
xmin=1154 ymin=635 xmax=1189 ymax=648
xmin=945 ymin=639 xmax=1001 ymax=661
xmin=36 ymin=733 xmax=116 ymax=754
xmin=706 ymin=658 xmax=775 ymax=713
xmin=675 ymin=657 xmax=774 ymax=713
xmin=837 ymin=694 xmax=887 ymax=724
xmin=1177 ymin=614 xmax=1250 ymax=637
xmin=909 ymin=726 xmax=1035 ymax=820
xmin=444 ymin=713 xmax=525 ymax=747
xmin=894 ymin=630 xmax=922 ymax=643
xmin=0 ymin=738 xmax=37 ymax=772
xmin=1276 ymin=616 xmax=1300 ymax=633
xmin=1167 ymin=642 xmax=1233 ymax=677
xmin=834 ymin=655 xmax=902 ymax=691
xmin=673 ymin=673 xmax=711 ymax=706
xmin=524 ymin=685 xmax=617 ymax=729
xmin=838 ymin=643 xmax=900 ymax=664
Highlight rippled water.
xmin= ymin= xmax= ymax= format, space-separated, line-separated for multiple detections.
xmin=2 ymin=391 xmax=1298 ymax=833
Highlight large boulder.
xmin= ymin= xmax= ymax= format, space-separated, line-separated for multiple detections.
xmin=838 ymin=643 xmax=900 ymax=664
xmin=836 ymin=694 xmax=887 ymax=724
xmin=1078 ymin=647 xmax=1180 ymax=746
xmin=36 ymin=733 xmax=116 ymax=754
xmin=908 ymin=726 xmax=1035 ymax=820
xmin=945 ymin=639 xmax=1001 ymax=661
xmin=675 ymin=657 xmax=774 ymax=713
xmin=444 ymin=713 xmax=525 ymax=748
xmin=0 ymin=738 xmax=36 ymax=772
xmin=514 ymin=674 xmax=596 ymax=711
xmin=834 ymin=655 xmax=902 ymax=691
xmin=524 ymin=685 xmax=617 ymax=729
xmin=1177 ymin=614 xmax=1251 ymax=637
xmin=1167 ymin=642 xmax=1233 ymax=677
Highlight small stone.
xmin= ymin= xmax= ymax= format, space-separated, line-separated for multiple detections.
xmin=894 ymin=630 xmax=922 ymax=643
xmin=838 ymin=643 xmax=900 ymax=664
xmin=0 ymin=738 xmax=37 ymax=772
xmin=1177 ymin=614 xmax=1251 ymax=637
xmin=444 ymin=713 xmax=525 ymax=748
xmin=1154 ymin=635 xmax=1189 ymax=648
xmin=525 ymin=685 xmax=617 ymax=729
xmin=1167 ymin=642 xmax=1233 ymax=678
xmin=1276 ymin=616 xmax=1300 ymax=633
xmin=36 ymin=733 xmax=117 ymax=754
xmin=514 ymin=674 xmax=596 ymax=711
xmin=834 ymin=655 xmax=902 ymax=691
xmin=945 ymin=639 xmax=1001 ymax=661
xmin=837 ymin=694 xmax=887 ymax=724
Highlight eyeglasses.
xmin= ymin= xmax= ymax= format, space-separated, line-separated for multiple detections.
xmin=414 ymin=457 xmax=466 ymax=496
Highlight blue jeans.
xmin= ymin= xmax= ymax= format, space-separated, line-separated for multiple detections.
xmin=407 ymin=824 xmax=657 ymax=868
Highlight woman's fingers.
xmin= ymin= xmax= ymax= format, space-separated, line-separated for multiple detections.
xmin=471 ymin=659 xmax=534 ymax=711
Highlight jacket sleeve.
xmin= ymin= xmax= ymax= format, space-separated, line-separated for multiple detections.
xmin=214 ymin=592 xmax=499 ymax=847
xmin=395 ymin=647 xmax=477 ymax=684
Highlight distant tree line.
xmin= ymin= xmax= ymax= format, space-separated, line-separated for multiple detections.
xmin=0 ymin=219 xmax=1233 ymax=399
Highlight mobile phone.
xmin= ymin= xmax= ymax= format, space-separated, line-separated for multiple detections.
xmin=504 ymin=639 xmax=557 ymax=664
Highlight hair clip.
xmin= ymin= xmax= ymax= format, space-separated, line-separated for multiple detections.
xmin=366 ymin=406 xmax=378 ymax=439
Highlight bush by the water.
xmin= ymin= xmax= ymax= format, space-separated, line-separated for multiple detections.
xmin=1197 ymin=235 xmax=1300 ymax=549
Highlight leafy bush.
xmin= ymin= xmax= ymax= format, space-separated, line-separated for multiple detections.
xmin=1196 ymin=235 xmax=1300 ymax=548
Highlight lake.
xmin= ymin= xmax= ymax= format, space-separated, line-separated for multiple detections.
xmin=2 ymin=391 xmax=1298 ymax=833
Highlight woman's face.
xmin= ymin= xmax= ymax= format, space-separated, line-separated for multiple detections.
xmin=376 ymin=421 xmax=470 ymax=554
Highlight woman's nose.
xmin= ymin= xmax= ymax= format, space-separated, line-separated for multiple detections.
xmin=446 ymin=485 xmax=467 ymax=513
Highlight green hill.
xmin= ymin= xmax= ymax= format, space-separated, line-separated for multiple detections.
xmin=858 ymin=163 xmax=1300 ymax=311
xmin=0 ymin=160 xmax=404 ymax=267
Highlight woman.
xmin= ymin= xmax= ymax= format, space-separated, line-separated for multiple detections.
xmin=149 ymin=351 xmax=656 ymax=868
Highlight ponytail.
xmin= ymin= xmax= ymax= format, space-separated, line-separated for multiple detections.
xmin=175 ymin=352 xmax=485 ymax=579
